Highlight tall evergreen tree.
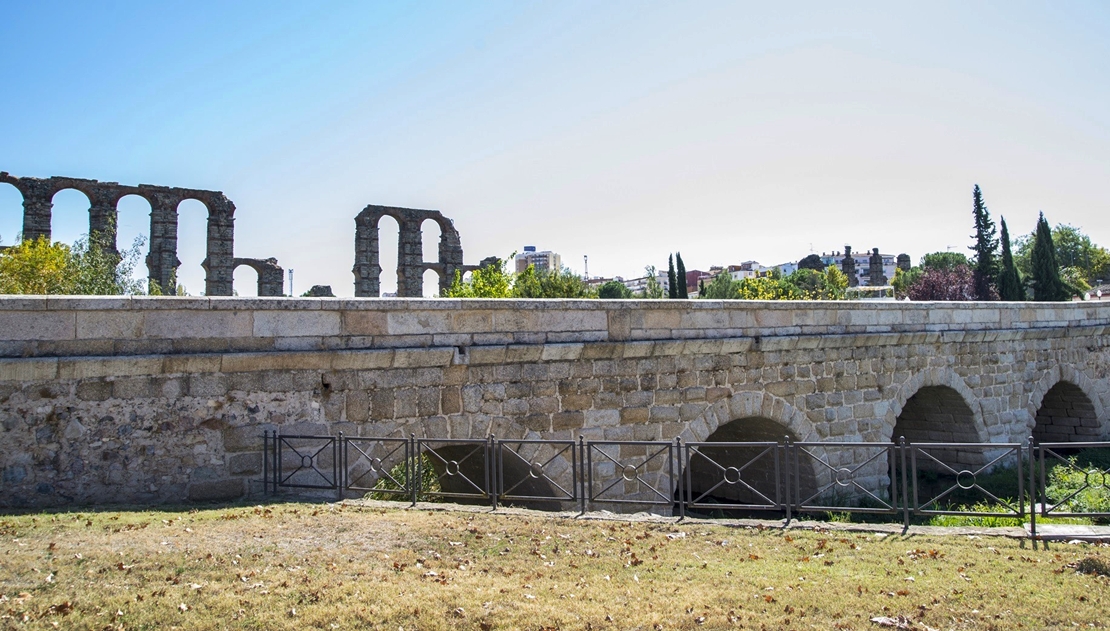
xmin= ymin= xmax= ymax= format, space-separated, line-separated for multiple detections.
xmin=1032 ymin=212 xmax=1068 ymax=301
xmin=996 ymin=217 xmax=1024 ymax=301
xmin=675 ymin=252 xmax=688 ymax=298
xmin=667 ymin=254 xmax=678 ymax=299
xmin=969 ymin=184 xmax=999 ymax=300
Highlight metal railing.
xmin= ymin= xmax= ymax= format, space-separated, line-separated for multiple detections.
xmin=261 ymin=432 xmax=1110 ymax=541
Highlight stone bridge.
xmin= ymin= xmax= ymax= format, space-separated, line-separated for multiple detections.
xmin=0 ymin=297 xmax=1108 ymax=507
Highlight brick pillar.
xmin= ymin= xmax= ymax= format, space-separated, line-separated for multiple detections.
xmin=353 ymin=210 xmax=380 ymax=297
xmin=397 ymin=219 xmax=423 ymax=297
xmin=87 ymin=190 xmax=119 ymax=255
xmin=146 ymin=193 xmax=180 ymax=293
xmin=438 ymin=223 xmax=464 ymax=294
xmin=204 ymin=199 xmax=235 ymax=296
xmin=20 ymin=180 xmax=54 ymax=242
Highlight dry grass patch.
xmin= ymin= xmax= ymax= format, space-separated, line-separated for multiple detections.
xmin=0 ymin=502 xmax=1108 ymax=630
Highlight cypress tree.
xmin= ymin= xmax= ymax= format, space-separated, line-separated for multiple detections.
xmin=970 ymin=184 xmax=999 ymax=300
xmin=1032 ymin=212 xmax=1068 ymax=301
xmin=667 ymin=254 xmax=678 ymax=299
xmin=675 ymin=252 xmax=688 ymax=298
xmin=996 ymin=217 xmax=1024 ymax=300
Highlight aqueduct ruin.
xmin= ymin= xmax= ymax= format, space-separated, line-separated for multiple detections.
xmin=0 ymin=298 xmax=1107 ymax=507
xmin=0 ymin=172 xmax=284 ymax=296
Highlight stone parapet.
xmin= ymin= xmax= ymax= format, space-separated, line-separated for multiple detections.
xmin=1 ymin=297 xmax=1108 ymax=359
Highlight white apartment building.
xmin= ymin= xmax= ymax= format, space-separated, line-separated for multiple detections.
xmin=514 ymin=246 xmax=562 ymax=274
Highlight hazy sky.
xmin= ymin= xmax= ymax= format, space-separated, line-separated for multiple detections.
xmin=2 ymin=1 xmax=1108 ymax=296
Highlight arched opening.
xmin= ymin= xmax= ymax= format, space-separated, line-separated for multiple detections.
xmin=233 ymin=264 xmax=259 ymax=297
xmin=895 ymin=385 xmax=984 ymax=473
xmin=50 ymin=188 xmax=91 ymax=247
xmin=682 ymin=416 xmax=817 ymax=517
xmin=176 ymin=199 xmax=209 ymax=296
xmin=419 ymin=443 xmax=560 ymax=510
xmin=422 ymin=268 xmax=441 ymax=298
xmin=421 ymin=218 xmax=442 ymax=264
xmin=1034 ymin=382 xmax=1100 ymax=443
xmin=0 ymin=183 xmax=22 ymax=247
xmin=115 ymin=194 xmax=152 ymax=289
xmin=377 ymin=214 xmax=400 ymax=296
xmin=894 ymin=386 xmax=980 ymax=444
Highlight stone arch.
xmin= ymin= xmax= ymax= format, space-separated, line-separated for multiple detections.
xmin=1028 ymin=366 xmax=1107 ymax=442
xmin=48 ymin=187 xmax=92 ymax=247
xmin=233 ymin=258 xmax=285 ymax=297
xmin=353 ymin=204 xmax=469 ymax=297
xmin=884 ymin=368 xmax=988 ymax=443
xmin=175 ymin=197 xmax=211 ymax=295
xmin=681 ymin=391 xmax=821 ymax=515
xmin=0 ymin=180 xmax=22 ymax=248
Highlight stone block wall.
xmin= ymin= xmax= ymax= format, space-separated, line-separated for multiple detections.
xmin=1 ymin=297 xmax=1108 ymax=508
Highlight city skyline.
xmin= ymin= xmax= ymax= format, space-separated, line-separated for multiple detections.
xmin=2 ymin=2 xmax=1108 ymax=296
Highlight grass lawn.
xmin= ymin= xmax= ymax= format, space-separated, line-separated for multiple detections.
xmin=0 ymin=501 xmax=1107 ymax=630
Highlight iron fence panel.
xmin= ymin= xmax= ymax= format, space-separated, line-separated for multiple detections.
xmin=274 ymin=434 xmax=339 ymax=490
xmin=417 ymin=438 xmax=491 ymax=502
xmin=909 ymin=442 xmax=1024 ymax=517
xmin=344 ymin=436 xmax=413 ymax=499
xmin=792 ymin=442 xmax=899 ymax=515
xmin=682 ymin=442 xmax=783 ymax=516
xmin=1036 ymin=441 xmax=1110 ymax=519
xmin=495 ymin=439 xmax=578 ymax=505
xmin=586 ymin=440 xmax=676 ymax=508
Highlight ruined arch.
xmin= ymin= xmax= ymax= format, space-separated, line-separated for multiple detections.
xmin=48 ymin=188 xmax=92 ymax=247
xmin=681 ymin=391 xmax=820 ymax=515
xmin=353 ymin=205 xmax=468 ymax=297
xmin=1028 ymin=367 xmax=1107 ymax=442
xmin=0 ymin=181 xmax=23 ymax=248
xmin=0 ymin=172 xmax=243 ymax=296
xmin=233 ymin=258 xmax=285 ymax=297
xmin=885 ymin=368 xmax=988 ymax=444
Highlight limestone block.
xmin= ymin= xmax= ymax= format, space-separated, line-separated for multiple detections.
xmin=541 ymin=344 xmax=583 ymax=362
xmin=0 ymin=311 xmax=75 ymax=341
xmin=393 ymin=348 xmax=454 ymax=368
xmin=76 ymin=311 xmax=143 ymax=339
xmin=342 ymin=311 xmax=388 ymax=336
xmin=331 ymin=350 xmax=395 ymax=370
xmin=57 ymin=356 xmax=162 ymax=379
xmin=254 ymin=311 xmax=340 ymax=337
xmin=145 ymin=310 xmax=252 ymax=338
xmin=0 ymin=358 xmax=58 ymax=382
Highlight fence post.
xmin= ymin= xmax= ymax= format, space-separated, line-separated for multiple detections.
xmin=899 ymin=436 xmax=909 ymax=531
xmin=411 ymin=433 xmax=419 ymax=507
xmin=783 ymin=435 xmax=793 ymax=525
xmin=490 ymin=435 xmax=498 ymax=511
xmin=262 ymin=430 xmax=270 ymax=495
xmin=675 ymin=437 xmax=684 ymax=521
xmin=273 ymin=431 xmax=281 ymax=494
xmin=336 ymin=432 xmax=344 ymax=502
xmin=1028 ymin=435 xmax=1037 ymax=548
xmin=578 ymin=436 xmax=587 ymax=516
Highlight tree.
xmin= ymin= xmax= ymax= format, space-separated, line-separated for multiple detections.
xmin=442 ymin=257 xmax=513 ymax=297
xmin=667 ymin=254 xmax=678 ymax=299
xmin=969 ymin=185 xmax=998 ymax=300
xmin=639 ymin=266 xmax=665 ymax=299
xmin=519 ymin=266 xmax=591 ymax=298
xmin=675 ymin=252 xmax=688 ymax=298
xmin=1031 ymin=212 xmax=1069 ymax=301
xmin=734 ymin=276 xmax=803 ymax=300
xmin=598 ymin=280 xmax=632 ymax=299
xmin=891 ymin=267 xmax=923 ymax=299
xmin=797 ymin=253 xmax=825 ymax=271
xmin=1013 ymin=223 xmax=1110 ymax=286
xmin=0 ymin=233 xmax=148 ymax=295
xmin=907 ymin=265 xmax=976 ymax=301
xmin=921 ymin=251 xmax=970 ymax=272
xmin=699 ymin=271 xmax=736 ymax=299
xmin=996 ymin=217 xmax=1024 ymax=301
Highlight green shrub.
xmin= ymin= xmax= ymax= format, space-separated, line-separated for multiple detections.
xmin=368 ymin=453 xmax=443 ymax=502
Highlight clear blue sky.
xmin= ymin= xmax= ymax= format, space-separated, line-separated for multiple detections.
xmin=2 ymin=1 xmax=1109 ymax=295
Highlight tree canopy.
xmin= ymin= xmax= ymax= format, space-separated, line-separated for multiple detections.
xmin=0 ymin=234 xmax=149 ymax=295
xmin=797 ymin=254 xmax=825 ymax=271
xmin=597 ymin=280 xmax=633 ymax=299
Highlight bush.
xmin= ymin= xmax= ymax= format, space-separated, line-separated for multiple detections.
xmin=369 ymin=453 xmax=443 ymax=502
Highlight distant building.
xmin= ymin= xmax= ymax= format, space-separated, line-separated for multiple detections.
xmin=621 ymin=270 xmax=670 ymax=295
xmin=821 ymin=247 xmax=899 ymax=286
xmin=515 ymin=246 xmax=561 ymax=274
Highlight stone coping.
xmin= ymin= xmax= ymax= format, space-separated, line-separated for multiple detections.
xmin=3 ymin=325 xmax=1108 ymax=382
xmin=2 ymin=297 xmax=1108 ymax=359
